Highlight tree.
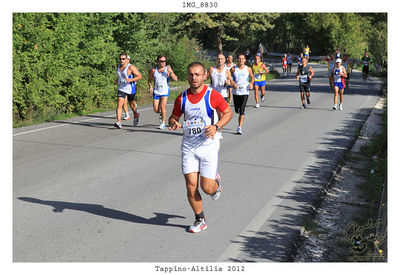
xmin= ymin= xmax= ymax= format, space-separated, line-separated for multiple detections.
xmin=176 ymin=13 xmax=278 ymax=54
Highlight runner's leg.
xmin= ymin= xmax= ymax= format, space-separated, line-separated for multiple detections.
xmin=184 ymin=173 xmax=203 ymax=215
xmin=116 ymin=96 xmax=125 ymax=122
xmin=159 ymin=96 xmax=168 ymax=123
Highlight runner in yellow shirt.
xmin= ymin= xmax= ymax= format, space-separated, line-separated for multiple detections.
xmin=252 ymin=54 xmax=269 ymax=108
xmin=304 ymin=45 xmax=311 ymax=62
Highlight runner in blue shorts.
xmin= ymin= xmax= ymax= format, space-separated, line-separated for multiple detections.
xmin=251 ymin=54 xmax=269 ymax=108
xmin=148 ymin=55 xmax=178 ymax=129
xmin=332 ymin=58 xmax=347 ymax=110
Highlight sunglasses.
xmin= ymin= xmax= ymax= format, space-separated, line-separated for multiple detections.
xmin=120 ymin=58 xmax=126 ymax=60
xmin=158 ymin=60 xmax=166 ymax=63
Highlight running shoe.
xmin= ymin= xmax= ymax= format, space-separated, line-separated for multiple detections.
xmin=211 ymin=173 xmax=222 ymax=200
xmin=333 ymin=105 xmax=337 ymax=110
xmin=339 ymin=103 xmax=343 ymax=110
xmin=261 ymin=95 xmax=265 ymax=103
xmin=133 ymin=113 xmax=140 ymax=126
xmin=255 ymin=103 xmax=260 ymax=108
xmin=302 ymin=104 xmax=306 ymax=109
xmin=307 ymin=98 xmax=311 ymax=105
xmin=114 ymin=121 xmax=122 ymax=129
xmin=189 ymin=218 xmax=207 ymax=233
xmin=158 ymin=122 xmax=166 ymax=129
xmin=123 ymin=113 xmax=131 ymax=120
xmin=237 ymin=127 xmax=243 ymax=135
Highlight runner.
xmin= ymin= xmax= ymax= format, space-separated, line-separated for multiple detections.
xmin=168 ymin=62 xmax=233 ymax=233
xmin=245 ymin=48 xmax=251 ymax=65
xmin=296 ymin=57 xmax=315 ymax=109
xmin=297 ymin=53 xmax=304 ymax=73
xmin=332 ymin=58 xmax=347 ymax=110
xmin=231 ymin=54 xmax=254 ymax=134
xmin=225 ymin=54 xmax=236 ymax=104
xmin=304 ymin=45 xmax=311 ymax=61
xmin=148 ymin=55 xmax=178 ymax=129
xmin=114 ymin=53 xmax=142 ymax=129
xmin=282 ymin=54 xmax=288 ymax=77
xmin=361 ymin=51 xmax=372 ymax=81
xmin=287 ymin=53 xmax=293 ymax=75
xmin=342 ymin=54 xmax=353 ymax=88
xmin=226 ymin=54 xmax=236 ymax=70
xmin=252 ymin=54 xmax=269 ymax=108
xmin=207 ymin=54 xmax=233 ymax=104
xmin=335 ymin=47 xmax=341 ymax=58
xmin=325 ymin=53 xmax=336 ymax=92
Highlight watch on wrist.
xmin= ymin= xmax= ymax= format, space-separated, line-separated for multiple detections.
xmin=215 ymin=125 xmax=220 ymax=131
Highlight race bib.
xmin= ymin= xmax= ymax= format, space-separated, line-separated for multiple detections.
xmin=334 ymin=74 xmax=342 ymax=82
xmin=118 ymin=79 xmax=127 ymax=85
xmin=300 ymin=75 xmax=308 ymax=83
xmin=183 ymin=116 xmax=207 ymax=138
xmin=156 ymin=84 xmax=165 ymax=90
xmin=363 ymin=61 xmax=369 ymax=66
xmin=254 ymin=73 xmax=261 ymax=80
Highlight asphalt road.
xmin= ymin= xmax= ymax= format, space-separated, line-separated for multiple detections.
xmin=13 ymin=63 xmax=382 ymax=262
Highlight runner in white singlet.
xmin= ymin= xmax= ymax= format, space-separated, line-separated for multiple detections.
xmin=148 ymin=55 xmax=178 ymax=129
xmin=168 ymin=62 xmax=233 ymax=233
xmin=231 ymin=54 xmax=254 ymax=135
xmin=114 ymin=53 xmax=142 ymax=129
xmin=207 ymin=53 xmax=233 ymax=104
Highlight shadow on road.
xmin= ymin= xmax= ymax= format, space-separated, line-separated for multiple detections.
xmin=18 ymin=197 xmax=188 ymax=230
xmin=226 ymin=106 xmax=379 ymax=262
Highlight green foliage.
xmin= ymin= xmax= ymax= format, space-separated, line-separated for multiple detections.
xmin=12 ymin=13 xmax=206 ymax=125
xmin=13 ymin=13 xmax=119 ymax=123
xmin=13 ymin=12 xmax=387 ymax=126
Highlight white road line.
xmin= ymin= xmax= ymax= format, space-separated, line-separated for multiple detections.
xmin=12 ymin=105 xmax=158 ymax=137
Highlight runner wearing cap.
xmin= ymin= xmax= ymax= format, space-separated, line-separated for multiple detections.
xmin=332 ymin=58 xmax=347 ymax=110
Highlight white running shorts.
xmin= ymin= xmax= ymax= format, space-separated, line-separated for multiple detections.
xmin=181 ymin=141 xmax=220 ymax=179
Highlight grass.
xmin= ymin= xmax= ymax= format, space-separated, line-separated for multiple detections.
xmin=301 ymin=215 xmax=328 ymax=237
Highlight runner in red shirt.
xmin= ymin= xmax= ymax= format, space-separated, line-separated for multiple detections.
xmin=282 ymin=54 xmax=288 ymax=77
xmin=169 ymin=62 xmax=233 ymax=233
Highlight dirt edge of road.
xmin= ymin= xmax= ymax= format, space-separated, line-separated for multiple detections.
xmin=288 ymin=94 xmax=387 ymax=262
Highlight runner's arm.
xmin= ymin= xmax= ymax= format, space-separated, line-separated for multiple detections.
xmin=341 ymin=67 xmax=347 ymax=78
xmin=126 ymin=65 xmax=142 ymax=82
xmin=262 ymin=64 xmax=269 ymax=74
xmin=204 ymin=94 xmax=233 ymax=138
xmin=206 ymin=67 xmax=213 ymax=81
xmin=226 ymin=70 xmax=233 ymax=86
xmin=168 ymin=66 xmax=178 ymax=82
xmin=309 ymin=66 xmax=315 ymax=77
xmin=248 ymin=67 xmax=254 ymax=89
xmin=230 ymin=67 xmax=238 ymax=89
xmin=148 ymin=68 xmax=155 ymax=93
xmin=169 ymin=95 xmax=183 ymax=131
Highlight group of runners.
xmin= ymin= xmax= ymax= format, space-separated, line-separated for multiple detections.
xmin=114 ymin=49 xmax=373 ymax=233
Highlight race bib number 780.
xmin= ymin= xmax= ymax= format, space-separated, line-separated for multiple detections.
xmin=183 ymin=116 xmax=207 ymax=138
